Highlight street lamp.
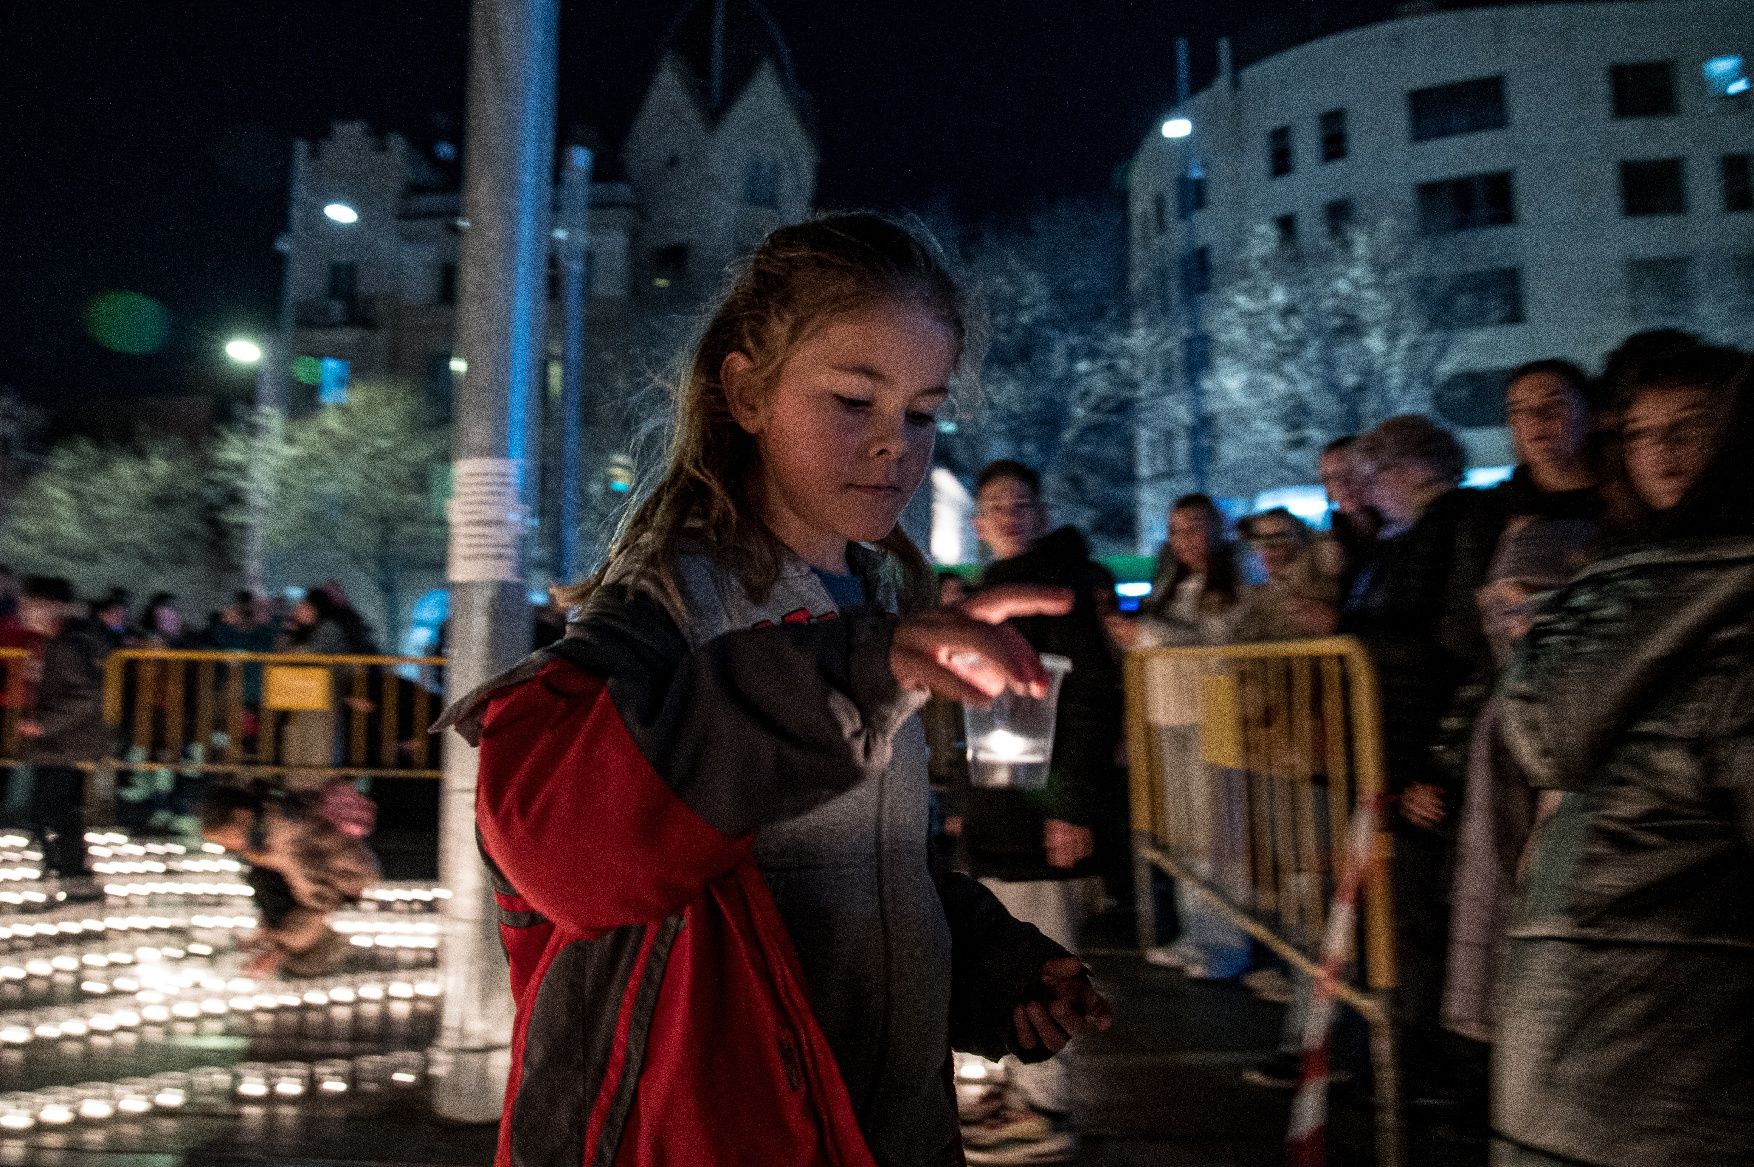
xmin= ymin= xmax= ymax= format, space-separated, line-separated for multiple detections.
xmin=322 ymin=202 xmax=359 ymax=225
xmin=1161 ymin=116 xmax=1193 ymax=139
xmin=224 ymin=338 xmax=263 ymax=365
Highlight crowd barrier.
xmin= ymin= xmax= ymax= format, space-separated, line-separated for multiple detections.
xmin=1124 ymin=636 xmax=1402 ymax=1166
xmin=98 ymin=650 xmax=448 ymax=784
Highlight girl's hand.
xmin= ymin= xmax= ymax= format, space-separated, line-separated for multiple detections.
xmin=1012 ymin=956 xmax=1113 ymax=1054
xmin=889 ymin=585 xmax=1073 ymax=706
xmin=1043 ymin=819 xmax=1093 ymax=868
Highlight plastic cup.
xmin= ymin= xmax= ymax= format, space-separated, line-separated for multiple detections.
xmin=962 ymin=654 xmax=1072 ymax=790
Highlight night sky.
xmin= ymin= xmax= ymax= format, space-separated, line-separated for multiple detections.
xmin=1 ymin=0 xmax=1398 ymax=407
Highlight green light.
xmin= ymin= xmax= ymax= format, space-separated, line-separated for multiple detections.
xmin=85 ymin=292 xmax=170 ymax=355
xmin=291 ymin=355 xmax=323 ymax=386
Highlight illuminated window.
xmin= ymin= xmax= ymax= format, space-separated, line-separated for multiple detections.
xmin=1409 ymin=77 xmax=1507 ymax=141
xmin=1611 ymin=62 xmax=1677 ymax=118
xmin=1620 ymin=159 xmax=1688 ymax=217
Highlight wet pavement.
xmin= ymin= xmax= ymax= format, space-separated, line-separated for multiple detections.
xmin=0 ymin=834 xmax=1485 ymax=1167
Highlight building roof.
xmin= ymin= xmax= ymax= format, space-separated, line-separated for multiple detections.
xmin=657 ymin=0 xmax=813 ymax=131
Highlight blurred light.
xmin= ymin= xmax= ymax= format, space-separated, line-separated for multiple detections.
xmin=84 ymin=292 xmax=170 ymax=356
xmin=225 ymin=338 xmax=262 ymax=365
xmin=448 ymin=356 xmax=467 ymax=375
xmin=318 ymin=356 xmax=351 ymax=405
xmin=1116 ymin=581 xmax=1152 ymax=599
xmin=1161 ymin=117 xmax=1194 ymax=139
xmin=1463 ymin=465 xmax=1514 ymax=489
xmin=291 ymin=355 xmax=323 ymax=386
xmin=1251 ymin=485 xmax=1331 ymax=524
xmin=1704 ymin=55 xmax=1748 ymax=97
xmin=322 ymin=202 xmax=359 ymax=225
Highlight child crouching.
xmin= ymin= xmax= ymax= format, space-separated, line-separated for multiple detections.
xmin=199 ymin=782 xmax=380 ymax=978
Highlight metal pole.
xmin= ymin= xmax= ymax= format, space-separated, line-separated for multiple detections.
xmin=433 ymin=0 xmax=559 ymax=1124
xmin=553 ymin=143 xmax=593 ymax=585
xmin=1175 ymin=36 xmax=1211 ymax=494
xmin=245 ymin=147 xmax=301 ymax=595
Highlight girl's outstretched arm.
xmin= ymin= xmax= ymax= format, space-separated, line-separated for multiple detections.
xmin=449 ymin=584 xmax=922 ymax=935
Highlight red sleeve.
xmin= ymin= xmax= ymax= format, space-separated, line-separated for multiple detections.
xmin=474 ymin=661 xmax=752 ymax=936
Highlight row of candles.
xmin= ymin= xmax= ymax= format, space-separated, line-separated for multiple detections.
xmin=0 ymin=970 xmax=442 ymax=1047
xmin=0 ymin=1050 xmax=432 ymax=1132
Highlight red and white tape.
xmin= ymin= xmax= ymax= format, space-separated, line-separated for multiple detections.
xmin=1287 ymin=795 xmax=1386 ymax=1166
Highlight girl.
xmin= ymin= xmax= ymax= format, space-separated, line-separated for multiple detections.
xmin=439 ymin=214 xmax=1110 ymax=1167
xmin=1494 ymin=344 xmax=1754 ymax=1166
xmin=1134 ymin=492 xmax=1241 ymax=646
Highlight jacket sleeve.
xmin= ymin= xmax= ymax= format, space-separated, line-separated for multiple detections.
xmin=938 ymin=870 xmax=1073 ymax=1062
xmin=471 ymin=585 xmax=925 ymax=936
xmin=30 ymin=639 xmax=103 ymax=742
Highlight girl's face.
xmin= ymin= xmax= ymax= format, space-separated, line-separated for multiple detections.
xmin=725 ymin=301 xmax=955 ymax=572
xmin=1622 ymin=384 xmax=1715 ymax=512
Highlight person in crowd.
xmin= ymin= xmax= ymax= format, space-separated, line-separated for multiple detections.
xmin=1231 ymin=507 xmax=1344 ymax=642
xmin=435 ymin=214 xmax=1109 ymax=1167
xmin=198 ymin=782 xmax=379 ymax=978
xmin=949 ymin=458 xmax=1124 ymax=1163
xmin=1136 ymin=493 xmax=1241 ymax=646
xmin=1319 ymin=436 xmax=1380 ymax=591
xmin=1493 ymin=345 xmax=1754 ymax=1167
xmin=138 ymin=592 xmax=190 ymax=648
xmin=17 ymin=578 xmax=113 ymax=899
xmin=1340 ymin=414 xmax=1504 ymax=1105
xmin=91 ymin=590 xmax=133 ymax=647
xmin=276 ymin=587 xmax=377 ymax=784
xmin=1442 ymin=359 xmax=1606 ymax=1048
xmin=0 ymin=578 xmax=59 ymax=819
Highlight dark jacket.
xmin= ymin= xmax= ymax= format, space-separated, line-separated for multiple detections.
xmin=23 ymin=618 xmax=113 ymax=766
xmin=1494 ymin=536 xmax=1754 ymax=1167
xmin=438 ymin=544 xmax=1067 ymax=1167
xmin=958 ymin=526 xmax=1123 ymax=881
xmin=1338 ymin=487 xmax=1503 ymax=798
xmin=1485 ymin=465 xmax=1604 ymax=525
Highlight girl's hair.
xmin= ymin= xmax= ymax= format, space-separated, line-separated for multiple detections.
xmin=576 ymin=213 xmax=981 ymax=616
xmin=1608 ymin=343 xmax=1754 ymax=542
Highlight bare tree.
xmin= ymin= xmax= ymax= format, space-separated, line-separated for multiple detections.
xmin=216 ymin=381 xmax=448 ymax=642
xmin=944 ymin=199 xmax=1174 ymax=549
xmin=1203 ymin=218 xmax=1458 ymax=496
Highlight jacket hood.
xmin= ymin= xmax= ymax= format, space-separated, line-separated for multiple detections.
xmin=1499 ymin=535 xmax=1754 ymax=790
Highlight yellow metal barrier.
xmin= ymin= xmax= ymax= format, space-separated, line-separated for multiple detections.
xmin=0 ymin=648 xmax=32 ymax=764
xmin=103 ymin=650 xmax=447 ymax=784
xmin=1124 ymin=636 xmax=1402 ymax=1166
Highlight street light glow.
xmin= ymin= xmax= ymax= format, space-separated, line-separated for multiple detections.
xmin=1161 ymin=117 xmax=1194 ymax=139
xmin=322 ymin=202 xmax=360 ymax=225
xmin=224 ymin=338 xmax=263 ymax=365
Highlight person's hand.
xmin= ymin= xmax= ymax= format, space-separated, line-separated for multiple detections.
xmin=1013 ymin=956 xmax=1113 ymax=1055
xmin=344 ymin=697 xmax=375 ymax=715
xmin=1044 ymin=819 xmax=1093 ymax=869
xmin=942 ymin=815 xmax=964 ymax=838
xmin=890 ymin=585 xmax=1073 ymax=706
xmin=1400 ymin=782 xmax=1446 ymax=829
xmin=16 ymin=720 xmax=42 ymax=740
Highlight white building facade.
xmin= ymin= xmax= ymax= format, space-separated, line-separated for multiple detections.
xmin=1127 ymin=0 xmax=1754 ymax=549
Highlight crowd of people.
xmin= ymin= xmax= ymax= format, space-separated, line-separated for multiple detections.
xmin=983 ymin=327 xmax=1746 ymax=1167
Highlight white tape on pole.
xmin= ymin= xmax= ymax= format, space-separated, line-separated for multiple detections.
xmin=445 ymin=457 xmax=526 ymax=583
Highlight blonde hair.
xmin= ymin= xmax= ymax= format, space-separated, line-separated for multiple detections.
xmin=573 ymin=212 xmax=981 ymax=616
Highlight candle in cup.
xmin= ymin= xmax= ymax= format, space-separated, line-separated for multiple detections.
xmin=973 ymin=729 xmax=1048 ymax=764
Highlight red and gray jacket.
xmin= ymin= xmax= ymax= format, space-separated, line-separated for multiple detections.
xmin=439 ymin=546 xmax=1068 ymax=1167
